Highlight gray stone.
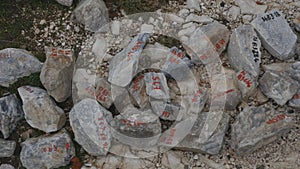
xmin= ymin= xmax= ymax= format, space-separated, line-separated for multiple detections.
xmin=72 ymin=0 xmax=109 ymax=32
xmin=183 ymin=22 xmax=230 ymax=65
xmin=111 ymin=107 xmax=161 ymax=148
xmin=20 ymin=130 xmax=75 ymax=169
xmin=0 ymin=48 xmax=43 ymax=87
xmin=56 ymin=0 xmax=72 ymax=6
xmin=259 ymin=71 xmax=299 ymax=106
xmin=251 ymin=9 xmax=297 ymax=60
xmin=227 ymin=24 xmax=261 ymax=77
xmin=235 ymin=70 xmax=258 ymax=99
xmin=40 ymin=47 xmax=74 ymax=102
xmin=231 ymin=105 xmax=294 ymax=154
xmin=294 ymin=14 xmax=300 ymax=32
xmin=0 ymin=139 xmax=16 ymax=157
xmin=128 ymin=74 xmax=149 ymax=109
xmin=263 ymin=62 xmax=292 ymax=73
xmin=0 ymin=164 xmax=15 ymax=169
xmin=161 ymin=151 xmax=185 ymax=169
xmin=111 ymin=84 xmax=135 ymax=113
xmin=0 ymin=94 xmax=24 ymax=139
xmin=18 ymin=86 xmax=66 ymax=133
xmin=288 ymin=89 xmax=300 ymax=109
xmin=175 ymin=112 xmax=229 ymax=155
xmin=69 ymin=98 xmax=112 ymax=156
xmin=235 ymin=0 xmax=267 ymax=15
xmin=150 ymin=101 xmax=180 ymax=121
xmin=95 ymin=78 xmax=113 ymax=108
xmin=108 ymin=33 xmax=149 ymax=87
xmin=187 ymin=0 xmax=200 ymax=11
xmin=144 ymin=72 xmax=170 ymax=101
xmin=228 ymin=6 xmax=241 ymax=20
xmin=287 ymin=62 xmax=300 ymax=82
xmin=185 ymin=14 xmax=213 ymax=23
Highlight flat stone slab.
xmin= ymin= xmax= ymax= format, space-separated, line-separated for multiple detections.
xmin=231 ymin=106 xmax=294 ymax=154
xmin=0 ymin=48 xmax=43 ymax=87
xmin=251 ymin=9 xmax=297 ymax=60
xmin=70 ymin=98 xmax=112 ymax=156
xmin=20 ymin=130 xmax=75 ymax=169
xmin=0 ymin=139 xmax=16 ymax=157
xmin=18 ymin=86 xmax=66 ymax=133
xmin=144 ymin=72 xmax=170 ymax=101
xmin=0 ymin=94 xmax=24 ymax=139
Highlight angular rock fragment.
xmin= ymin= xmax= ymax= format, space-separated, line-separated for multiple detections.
xmin=40 ymin=47 xmax=74 ymax=102
xmin=128 ymin=74 xmax=149 ymax=109
xmin=231 ymin=106 xmax=294 ymax=154
xmin=235 ymin=70 xmax=258 ymax=99
xmin=111 ymin=84 xmax=135 ymax=113
xmin=56 ymin=0 xmax=72 ymax=6
xmin=161 ymin=151 xmax=185 ymax=169
xmin=18 ymin=86 xmax=66 ymax=133
xmin=227 ymin=24 xmax=261 ymax=77
xmin=173 ymin=112 xmax=229 ymax=155
xmin=20 ymin=130 xmax=75 ymax=169
xmin=111 ymin=107 xmax=161 ymax=148
xmin=95 ymin=78 xmax=113 ymax=108
xmin=0 ymin=48 xmax=43 ymax=87
xmin=235 ymin=0 xmax=267 ymax=15
xmin=251 ymin=9 xmax=297 ymax=60
xmin=288 ymin=89 xmax=300 ymax=109
xmin=0 ymin=139 xmax=16 ymax=157
xmin=287 ymin=61 xmax=300 ymax=82
xmin=150 ymin=101 xmax=180 ymax=121
xmin=109 ymin=33 xmax=149 ymax=87
xmin=183 ymin=22 xmax=230 ymax=65
xmin=72 ymin=0 xmax=109 ymax=32
xmin=187 ymin=0 xmax=200 ymax=11
xmin=69 ymin=98 xmax=112 ymax=156
xmin=0 ymin=164 xmax=15 ymax=169
xmin=0 ymin=94 xmax=24 ymax=139
xmin=259 ymin=71 xmax=299 ymax=106
xmin=144 ymin=72 xmax=170 ymax=101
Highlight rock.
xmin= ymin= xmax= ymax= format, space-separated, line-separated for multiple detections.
xmin=235 ymin=0 xmax=267 ymax=15
xmin=175 ymin=112 xmax=229 ymax=155
xmin=94 ymin=78 xmax=113 ymax=108
xmin=178 ymin=25 xmax=196 ymax=37
xmin=259 ymin=71 xmax=299 ymax=106
xmin=287 ymin=62 xmax=300 ymax=82
xmin=108 ymin=33 xmax=149 ymax=87
xmin=161 ymin=151 xmax=185 ymax=169
xmin=69 ymin=98 xmax=112 ymax=156
xmin=111 ymin=84 xmax=134 ymax=113
xmin=252 ymin=88 xmax=269 ymax=104
xmin=294 ymin=14 xmax=300 ymax=32
xmin=228 ymin=6 xmax=240 ymax=20
xmin=0 ymin=94 xmax=24 ymax=139
xmin=178 ymin=8 xmax=190 ymax=18
xmin=187 ymin=0 xmax=200 ymax=11
xmin=231 ymin=105 xmax=294 ymax=154
xmin=40 ymin=47 xmax=74 ymax=102
xmin=140 ymin=24 xmax=154 ymax=33
xmin=20 ymin=130 xmax=75 ymax=169
xmin=166 ymin=14 xmax=185 ymax=24
xmin=56 ymin=0 xmax=72 ymax=6
xmin=227 ymin=24 xmax=261 ymax=77
xmin=72 ymin=0 xmax=109 ymax=32
xmin=144 ymin=72 xmax=170 ymax=101
xmin=150 ymin=101 xmax=180 ymax=121
xmin=111 ymin=20 xmax=120 ymax=35
xmin=92 ymin=35 xmax=108 ymax=58
xmin=111 ymin=107 xmax=161 ymax=148
xmin=0 ymin=164 xmax=15 ymax=169
xmin=288 ymin=89 xmax=300 ymax=109
xmin=235 ymin=70 xmax=258 ymax=99
xmin=128 ymin=74 xmax=149 ymax=109
xmin=0 ymin=139 xmax=16 ymax=157
xmin=183 ymin=22 xmax=230 ymax=65
xmin=18 ymin=86 xmax=66 ymax=133
xmin=185 ymin=14 xmax=213 ymax=23
xmin=0 ymin=48 xmax=43 ymax=87
xmin=251 ymin=9 xmax=297 ymax=60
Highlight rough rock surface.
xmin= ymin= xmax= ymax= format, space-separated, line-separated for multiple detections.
xmin=69 ymin=98 xmax=112 ymax=156
xmin=0 ymin=48 xmax=43 ymax=87
xmin=40 ymin=46 xmax=74 ymax=102
xmin=0 ymin=94 xmax=24 ymax=139
xmin=235 ymin=0 xmax=267 ymax=15
xmin=56 ymin=0 xmax=72 ymax=6
xmin=0 ymin=164 xmax=14 ymax=169
xmin=95 ymin=78 xmax=113 ymax=108
xmin=0 ymin=139 xmax=16 ymax=157
xmin=288 ymin=89 xmax=300 ymax=109
xmin=235 ymin=70 xmax=258 ymax=99
xmin=20 ymin=130 xmax=75 ymax=169
xmin=128 ymin=74 xmax=149 ymax=109
xmin=231 ymin=106 xmax=295 ymax=154
xmin=18 ymin=86 xmax=66 ymax=133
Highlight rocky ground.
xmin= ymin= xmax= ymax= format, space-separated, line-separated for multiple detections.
xmin=0 ymin=0 xmax=300 ymax=169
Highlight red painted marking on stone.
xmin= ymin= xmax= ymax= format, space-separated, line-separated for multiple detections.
xmin=237 ymin=70 xmax=252 ymax=88
xmin=266 ymin=114 xmax=288 ymax=124
xmin=162 ymin=111 xmax=171 ymax=118
xmin=65 ymin=143 xmax=70 ymax=150
xmin=293 ymin=93 xmax=300 ymax=99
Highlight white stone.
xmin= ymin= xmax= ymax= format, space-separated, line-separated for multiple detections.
xmin=236 ymin=0 xmax=267 ymax=15
xmin=111 ymin=20 xmax=121 ymax=35
xmin=140 ymin=24 xmax=154 ymax=33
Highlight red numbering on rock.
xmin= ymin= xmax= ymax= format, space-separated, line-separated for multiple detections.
xmin=266 ymin=114 xmax=288 ymax=124
xmin=85 ymin=86 xmax=109 ymax=102
xmin=160 ymin=128 xmax=177 ymax=145
xmin=0 ymin=52 xmax=9 ymax=58
xmin=162 ymin=111 xmax=171 ymax=118
xmin=237 ymin=70 xmax=252 ymax=88
xmin=41 ymin=143 xmax=70 ymax=153
xmin=200 ymin=38 xmax=226 ymax=61
xmin=127 ymin=41 xmax=143 ymax=61
xmin=23 ymin=86 xmax=34 ymax=93
xmin=51 ymin=47 xmax=71 ymax=57
xmin=212 ymin=89 xmax=235 ymax=100
xmin=152 ymin=76 xmax=161 ymax=90
xmin=98 ymin=117 xmax=109 ymax=149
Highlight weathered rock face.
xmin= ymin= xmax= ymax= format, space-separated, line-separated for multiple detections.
xmin=20 ymin=130 xmax=75 ymax=169
xmin=259 ymin=71 xmax=299 ymax=106
xmin=128 ymin=74 xmax=149 ymax=109
xmin=150 ymin=101 xmax=180 ymax=121
xmin=0 ymin=94 xmax=24 ymax=139
xmin=144 ymin=72 xmax=170 ymax=101
xmin=95 ymin=78 xmax=113 ymax=108
xmin=56 ymin=0 xmax=72 ymax=6
xmin=288 ymin=89 xmax=300 ymax=109
xmin=235 ymin=0 xmax=267 ymax=15
xmin=0 ymin=164 xmax=15 ymax=169
xmin=251 ymin=9 xmax=297 ymax=60
xmin=175 ymin=112 xmax=229 ymax=155
xmin=108 ymin=33 xmax=149 ymax=87
xmin=111 ymin=107 xmax=161 ymax=148
xmin=227 ymin=24 xmax=261 ymax=77
xmin=40 ymin=47 xmax=74 ymax=102
xmin=183 ymin=22 xmax=230 ymax=65
xmin=235 ymin=70 xmax=258 ymax=99
xmin=0 ymin=139 xmax=16 ymax=157
xmin=231 ymin=106 xmax=294 ymax=154
xmin=69 ymin=98 xmax=112 ymax=156
xmin=72 ymin=0 xmax=109 ymax=32
xmin=18 ymin=86 xmax=66 ymax=133
xmin=0 ymin=48 xmax=43 ymax=87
